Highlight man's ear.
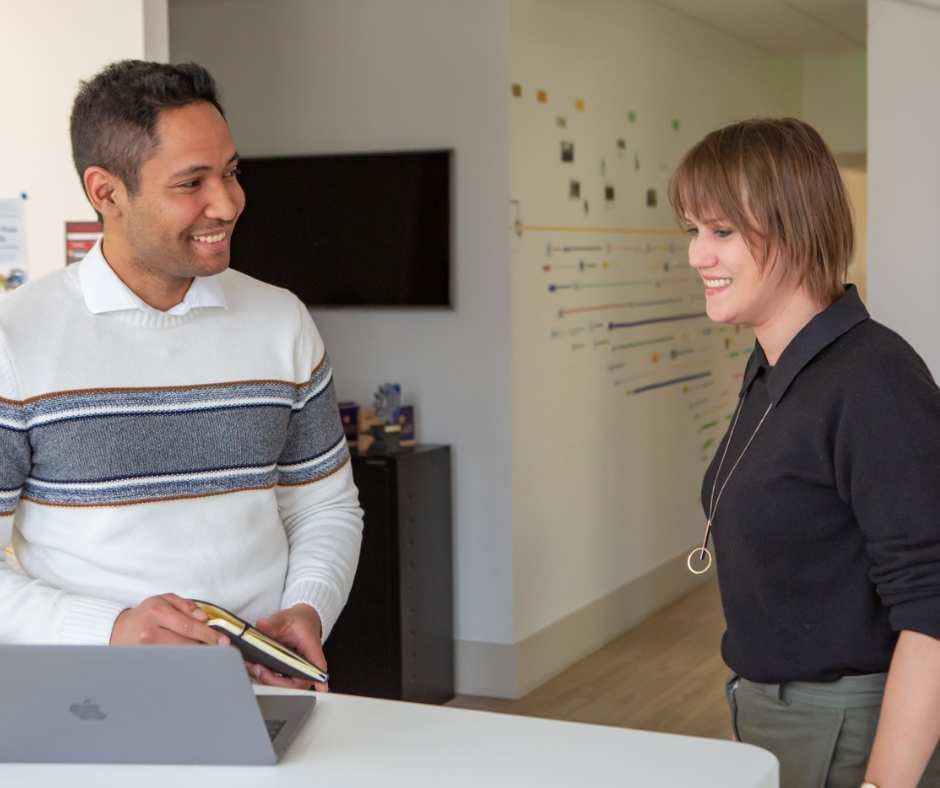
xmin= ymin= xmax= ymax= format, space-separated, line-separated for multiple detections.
xmin=83 ymin=167 xmax=128 ymax=219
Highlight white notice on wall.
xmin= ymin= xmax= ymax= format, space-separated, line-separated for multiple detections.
xmin=0 ymin=193 xmax=28 ymax=295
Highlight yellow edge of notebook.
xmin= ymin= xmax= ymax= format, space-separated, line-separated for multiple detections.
xmin=192 ymin=600 xmax=329 ymax=683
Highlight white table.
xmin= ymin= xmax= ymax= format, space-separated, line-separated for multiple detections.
xmin=1 ymin=690 xmax=778 ymax=787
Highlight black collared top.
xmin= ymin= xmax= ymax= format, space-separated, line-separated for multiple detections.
xmin=704 ymin=285 xmax=940 ymax=683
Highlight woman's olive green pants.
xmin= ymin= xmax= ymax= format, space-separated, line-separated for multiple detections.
xmin=726 ymin=673 xmax=940 ymax=788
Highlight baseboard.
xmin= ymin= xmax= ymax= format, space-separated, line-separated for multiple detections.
xmin=454 ymin=638 xmax=519 ymax=699
xmin=455 ymin=550 xmax=709 ymax=698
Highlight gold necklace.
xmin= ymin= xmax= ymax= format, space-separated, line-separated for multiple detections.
xmin=687 ymin=396 xmax=774 ymax=575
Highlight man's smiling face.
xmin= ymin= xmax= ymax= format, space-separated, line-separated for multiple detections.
xmin=120 ymin=100 xmax=245 ymax=282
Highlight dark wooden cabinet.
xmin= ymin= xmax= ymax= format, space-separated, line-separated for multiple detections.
xmin=325 ymin=444 xmax=454 ymax=704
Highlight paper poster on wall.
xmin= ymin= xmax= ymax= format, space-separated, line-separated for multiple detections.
xmin=0 ymin=193 xmax=28 ymax=295
xmin=65 ymin=221 xmax=103 ymax=265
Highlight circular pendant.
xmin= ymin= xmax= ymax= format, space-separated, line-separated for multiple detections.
xmin=686 ymin=546 xmax=712 ymax=575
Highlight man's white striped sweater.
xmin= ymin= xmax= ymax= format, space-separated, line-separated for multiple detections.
xmin=0 ymin=244 xmax=362 ymax=645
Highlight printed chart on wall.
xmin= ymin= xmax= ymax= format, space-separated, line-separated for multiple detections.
xmin=0 ymin=194 xmax=28 ymax=298
xmin=511 ymin=83 xmax=753 ymax=535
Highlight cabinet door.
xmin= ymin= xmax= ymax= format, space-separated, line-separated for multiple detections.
xmin=324 ymin=457 xmax=402 ymax=698
xmin=398 ymin=449 xmax=454 ymax=703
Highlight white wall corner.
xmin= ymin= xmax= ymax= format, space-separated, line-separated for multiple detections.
xmin=868 ymin=0 xmax=940 ymax=377
xmin=455 ymin=639 xmax=519 ymax=698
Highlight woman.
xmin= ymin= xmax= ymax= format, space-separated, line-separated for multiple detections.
xmin=669 ymin=118 xmax=940 ymax=788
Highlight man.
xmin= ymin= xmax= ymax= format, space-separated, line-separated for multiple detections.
xmin=0 ymin=61 xmax=363 ymax=690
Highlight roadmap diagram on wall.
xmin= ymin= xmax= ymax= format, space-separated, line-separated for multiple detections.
xmin=511 ymin=84 xmax=751 ymax=468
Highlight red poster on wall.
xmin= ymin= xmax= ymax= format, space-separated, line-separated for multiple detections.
xmin=65 ymin=221 xmax=102 ymax=265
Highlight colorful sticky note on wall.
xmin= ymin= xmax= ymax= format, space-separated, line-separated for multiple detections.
xmin=575 ymin=98 xmax=585 ymax=111
xmin=537 ymin=89 xmax=548 ymax=103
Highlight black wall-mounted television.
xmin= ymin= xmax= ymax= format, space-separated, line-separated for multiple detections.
xmin=229 ymin=149 xmax=452 ymax=307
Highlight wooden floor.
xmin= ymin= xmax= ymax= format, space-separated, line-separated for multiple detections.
xmin=449 ymin=578 xmax=733 ymax=740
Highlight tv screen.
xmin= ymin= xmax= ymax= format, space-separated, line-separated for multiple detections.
xmin=229 ymin=149 xmax=451 ymax=307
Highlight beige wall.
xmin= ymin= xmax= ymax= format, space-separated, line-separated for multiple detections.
xmin=802 ymin=50 xmax=867 ymax=156
xmin=842 ymin=167 xmax=867 ymax=303
xmin=0 ymin=1 xmax=167 ymax=282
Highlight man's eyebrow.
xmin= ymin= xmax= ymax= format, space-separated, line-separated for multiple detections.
xmin=168 ymin=152 xmax=240 ymax=180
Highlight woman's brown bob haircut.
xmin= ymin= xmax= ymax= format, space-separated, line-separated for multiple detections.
xmin=668 ymin=118 xmax=853 ymax=305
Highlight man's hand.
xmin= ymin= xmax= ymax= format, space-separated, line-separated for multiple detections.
xmin=110 ymin=593 xmax=229 ymax=647
xmin=247 ymin=604 xmax=329 ymax=692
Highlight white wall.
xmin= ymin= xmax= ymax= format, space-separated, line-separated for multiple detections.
xmin=170 ymin=0 xmax=865 ymax=697
xmin=868 ymin=0 xmax=940 ymax=375
xmin=144 ymin=0 xmax=170 ymax=61
xmin=509 ymin=0 xmax=801 ymax=643
xmin=0 ymin=1 xmax=167 ymax=281
xmin=169 ymin=0 xmax=516 ymax=666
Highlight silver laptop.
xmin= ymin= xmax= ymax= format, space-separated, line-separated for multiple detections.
xmin=0 ymin=644 xmax=316 ymax=764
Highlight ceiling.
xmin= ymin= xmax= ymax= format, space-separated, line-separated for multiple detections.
xmin=652 ymin=0 xmax=867 ymax=54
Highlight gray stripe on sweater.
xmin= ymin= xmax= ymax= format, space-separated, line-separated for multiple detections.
xmin=278 ymin=381 xmax=345 ymax=465
xmin=30 ymin=405 xmax=291 ymax=482
xmin=0 ymin=429 xmax=30 ymax=491
xmin=2 ymin=367 xmax=347 ymax=507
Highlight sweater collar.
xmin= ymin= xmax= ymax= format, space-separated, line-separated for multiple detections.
xmin=78 ymin=239 xmax=227 ymax=316
xmin=741 ymin=284 xmax=869 ymax=404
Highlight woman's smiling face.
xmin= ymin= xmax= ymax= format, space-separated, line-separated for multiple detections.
xmin=685 ymin=214 xmax=796 ymax=329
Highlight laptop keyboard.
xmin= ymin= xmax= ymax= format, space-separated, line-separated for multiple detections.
xmin=264 ymin=719 xmax=287 ymax=741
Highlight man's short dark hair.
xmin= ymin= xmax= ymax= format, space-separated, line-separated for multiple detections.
xmin=70 ymin=60 xmax=225 ymax=195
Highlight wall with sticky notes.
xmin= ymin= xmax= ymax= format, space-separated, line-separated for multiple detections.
xmin=508 ymin=0 xmax=802 ymax=677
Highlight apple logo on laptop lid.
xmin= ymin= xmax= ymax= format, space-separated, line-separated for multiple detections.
xmin=69 ymin=699 xmax=107 ymax=721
